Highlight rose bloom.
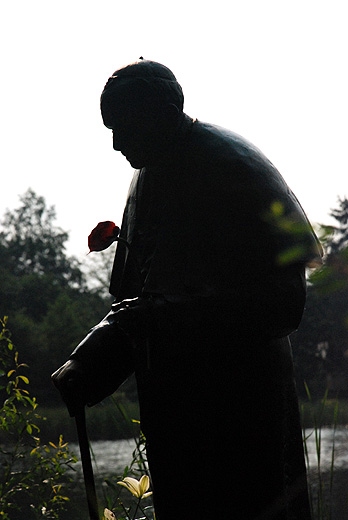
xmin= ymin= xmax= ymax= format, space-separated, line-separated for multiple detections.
xmin=88 ymin=221 xmax=120 ymax=253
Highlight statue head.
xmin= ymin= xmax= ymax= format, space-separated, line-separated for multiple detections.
xmin=100 ymin=58 xmax=184 ymax=168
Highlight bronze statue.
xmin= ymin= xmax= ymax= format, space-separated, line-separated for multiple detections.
xmin=52 ymin=59 xmax=323 ymax=519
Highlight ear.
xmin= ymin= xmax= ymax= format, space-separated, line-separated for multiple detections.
xmin=162 ymin=103 xmax=180 ymax=123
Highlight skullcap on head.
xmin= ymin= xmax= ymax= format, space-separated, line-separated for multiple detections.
xmin=110 ymin=57 xmax=178 ymax=82
xmin=102 ymin=58 xmax=184 ymax=110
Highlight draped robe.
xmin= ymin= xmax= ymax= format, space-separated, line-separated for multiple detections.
xmin=77 ymin=116 xmax=323 ymax=518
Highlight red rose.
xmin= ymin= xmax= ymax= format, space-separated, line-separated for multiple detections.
xmin=88 ymin=221 xmax=120 ymax=253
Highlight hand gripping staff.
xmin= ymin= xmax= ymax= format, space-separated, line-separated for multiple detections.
xmin=50 ymin=365 xmax=100 ymax=520
xmin=51 ymin=332 xmax=135 ymax=520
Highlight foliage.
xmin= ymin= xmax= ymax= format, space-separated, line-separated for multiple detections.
xmin=0 ymin=189 xmax=83 ymax=286
xmin=325 ymin=197 xmax=348 ymax=255
xmin=83 ymin=246 xmax=116 ymax=301
xmin=0 ymin=316 xmax=78 ymax=519
xmin=292 ymin=197 xmax=348 ymax=398
xmin=302 ymin=385 xmax=339 ymax=520
xmin=0 ymin=190 xmax=113 ymax=405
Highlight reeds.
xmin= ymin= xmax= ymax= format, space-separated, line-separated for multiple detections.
xmin=302 ymin=383 xmax=340 ymax=520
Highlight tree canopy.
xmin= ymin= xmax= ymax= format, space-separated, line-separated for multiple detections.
xmin=0 ymin=188 xmax=83 ymax=286
xmin=0 ymin=189 xmax=110 ymax=404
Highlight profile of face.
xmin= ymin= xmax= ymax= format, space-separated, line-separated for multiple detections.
xmin=101 ymin=82 xmax=172 ymax=169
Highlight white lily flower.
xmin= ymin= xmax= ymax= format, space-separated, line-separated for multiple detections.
xmin=104 ymin=508 xmax=117 ymax=519
xmin=117 ymin=475 xmax=153 ymax=499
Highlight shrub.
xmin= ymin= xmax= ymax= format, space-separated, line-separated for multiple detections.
xmin=0 ymin=316 xmax=77 ymax=519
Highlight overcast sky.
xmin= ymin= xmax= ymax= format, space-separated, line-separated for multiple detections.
xmin=1 ymin=0 xmax=347 ymax=259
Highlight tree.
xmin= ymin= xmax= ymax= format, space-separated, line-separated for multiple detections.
xmin=292 ymin=197 xmax=348 ymax=397
xmin=326 ymin=196 xmax=348 ymax=254
xmin=0 ymin=190 xmax=111 ymax=403
xmin=0 ymin=188 xmax=84 ymax=288
xmin=83 ymin=245 xmax=117 ymax=301
xmin=0 ymin=188 xmax=90 ymax=321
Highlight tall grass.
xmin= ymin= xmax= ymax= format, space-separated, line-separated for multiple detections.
xmin=301 ymin=384 xmax=340 ymax=520
xmin=0 ymin=397 xmax=141 ymax=445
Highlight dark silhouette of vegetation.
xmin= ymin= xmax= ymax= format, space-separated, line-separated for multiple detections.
xmin=0 ymin=316 xmax=78 ymax=519
xmin=292 ymin=197 xmax=348 ymax=398
xmin=0 ymin=189 xmax=111 ymax=406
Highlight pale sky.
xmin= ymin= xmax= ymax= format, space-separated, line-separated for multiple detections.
xmin=1 ymin=0 xmax=347 ymax=260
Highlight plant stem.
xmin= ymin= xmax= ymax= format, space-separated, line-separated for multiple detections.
xmin=132 ymin=498 xmax=141 ymax=520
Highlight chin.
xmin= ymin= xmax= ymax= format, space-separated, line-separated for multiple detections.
xmin=128 ymin=157 xmax=145 ymax=169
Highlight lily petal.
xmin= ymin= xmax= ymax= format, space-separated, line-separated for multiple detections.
xmin=117 ymin=477 xmax=141 ymax=497
xmin=104 ymin=508 xmax=117 ymax=520
xmin=139 ymin=474 xmax=150 ymax=496
xmin=142 ymin=491 xmax=153 ymax=499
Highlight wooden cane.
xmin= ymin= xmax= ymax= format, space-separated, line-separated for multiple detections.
xmin=75 ymin=407 xmax=99 ymax=520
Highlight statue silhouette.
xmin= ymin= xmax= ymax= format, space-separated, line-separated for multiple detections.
xmin=52 ymin=59 xmax=322 ymax=519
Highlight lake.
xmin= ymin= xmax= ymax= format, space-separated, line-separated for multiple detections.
xmin=64 ymin=427 xmax=348 ymax=519
xmin=5 ymin=428 xmax=348 ymax=519
xmin=68 ymin=427 xmax=348 ymax=480
xmin=304 ymin=426 xmax=348 ymax=470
